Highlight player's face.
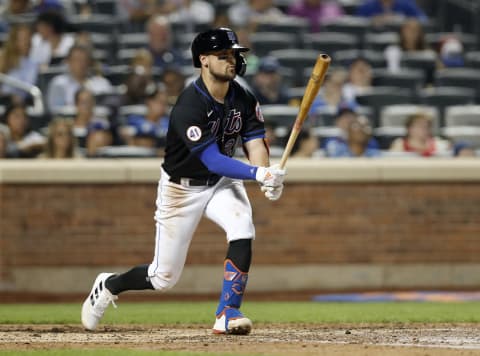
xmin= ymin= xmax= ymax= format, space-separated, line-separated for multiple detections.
xmin=207 ymin=49 xmax=236 ymax=82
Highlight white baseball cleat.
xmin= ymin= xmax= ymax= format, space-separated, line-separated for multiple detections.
xmin=81 ymin=272 xmax=118 ymax=331
xmin=212 ymin=308 xmax=252 ymax=335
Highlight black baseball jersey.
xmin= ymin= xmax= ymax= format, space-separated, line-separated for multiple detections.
xmin=162 ymin=77 xmax=266 ymax=180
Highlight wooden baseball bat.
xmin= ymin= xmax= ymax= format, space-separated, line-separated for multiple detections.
xmin=279 ymin=54 xmax=331 ymax=169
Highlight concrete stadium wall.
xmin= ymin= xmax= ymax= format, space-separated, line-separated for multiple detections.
xmin=1 ymin=158 xmax=480 ymax=294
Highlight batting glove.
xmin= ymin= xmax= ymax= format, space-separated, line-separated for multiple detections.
xmin=255 ymin=164 xmax=286 ymax=187
xmin=261 ymin=184 xmax=284 ymax=201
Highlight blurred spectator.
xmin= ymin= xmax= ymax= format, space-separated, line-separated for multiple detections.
xmin=287 ymin=0 xmax=344 ymax=32
xmin=123 ymin=82 xmax=170 ymax=149
xmin=235 ymin=26 xmax=259 ymax=75
xmin=85 ymin=118 xmax=114 ymax=157
xmin=326 ymin=115 xmax=381 ymax=157
xmin=125 ymin=120 xmax=158 ymax=149
xmin=0 ymin=0 xmax=34 ymax=32
xmin=73 ymin=87 xmax=96 ymax=146
xmin=38 ymin=117 xmax=82 ymax=158
xmin=212 ymin=9 xmax=231 ymax=28
xmin=131 ymin=48 xmax=155 ymax=78
xmin=355 ymin=0 xmax=427 ymax=27
xmin=228 ymin=0 xmax=285 ymax=28
xmin=321 ymin=101 xmax=379 ymax=149
xmin=161 ymin=65 xmax=186 ymax=106
xmin=332 ymin=101 xmax=359 ymax=138
xmin=342 ymin=57 xmax=373 ymax=104
xmin=251 ymin=56 xmax=290 ymax=105
xmin=389 ymin=112 xmax=451 ymax=157
xmin=291 ymin=128 xmax=319 ymax=158
xmin=0 ymin=23 xmax=39 ymax=101
xmin=1 ymin=102 xmax=46 ymax=158
xmin=47 ymin=45 xmax=113 ymax=111
xmin=263 ymin=123 xmax=284 ymax=157
xmin=117 ymin=0 xmax=157 ymax=29
xmin=33 ymin=0 xmax=66 ymax=14
xmin=309 ymin=68 xmax=348 ymax=114
xmin=30 ymin=10 xmax=75 ymax=68
xmin=453 ymin=142 xmax=476 ymax=157
xmin=146 ymin=15 xmax=187 ymax=70
xmin=0 ymin=124 xmax=10 ymax=158
xmin=384 ymin=18 xmax=434 ymax=72
xmin=168 ymin=0 xmax=215 ymax=31
xmin=119 ymin=68 xmax=151 ymax=106
xmin=437 ymin=35 xmax=465 ymax=69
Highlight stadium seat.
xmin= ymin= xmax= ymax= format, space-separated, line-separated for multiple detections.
xmin=244 ymin=66 xmax=295 ymax=88
xmin=418 ymin=86 xmax=476 ymax=126
xmin=303 ymin=32 xmax=360 ymax=54
xmin=173 ymin=32 xmax=197 ymax=52
xmin=94 ymin=145 xmax=158 ymax=158
xmin=36 ymin=66 xmax=66 ymax=96
xmin=333 ymin=49 xmax=387 ymax=68
xmin=51 ymin=105 xmax=111 ymax=120
xmin=363 ymin=32 xmax=399 ymax=51
xmin=441 ymin=126 xmax=480 ymax=148
xmin=355 ymin=87 xmax=413 ymax=126
xmin=444 ymin=105 xmax=480 ymax=127
xmin=321 ymin=16 xmax=370 ymax=38
xmin=116 ymin=48 xmax=140 ymax=66
xmin=286 ymin=86 xmax=305 ymax=104
xmin=379 ymin=104 xmax=440 ymax=133
xmin=117 ymin=33 xmax=148 ymax=50
xmin=70 ymin=14 xmax=118 ymax=35
xmin=269 ymin=49 xmax=320 ymax=87
xmin=310 ymin=105 xmax=373 ymax=127
xmin=426 ymin=32 xmax=479 ymax=52
xmin=249 ymin=32 xmax=297 ymax=57
xmin=400 ymin=50 xmax=438 ymax=85
xmin=260 ymin=104 xmax=299 ymax=128
xmin=434 ymin=68 xmax=480 ymax=102
xmin=465 ymin=51 xmax=480 ymax=69
xmin=256 ymin=17 xmax=310 ymax=42
xmin=92 ymin=0 xmax=117 ymax=15
xmin=372 ymin=68 xmax=426 ymax=91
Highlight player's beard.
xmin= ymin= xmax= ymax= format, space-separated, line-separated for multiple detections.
xmin=209 ymin=65 xmax=236 ymax=83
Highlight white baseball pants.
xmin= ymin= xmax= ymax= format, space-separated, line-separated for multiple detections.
xmin=147 ymin=168 xmax=255 ymax=290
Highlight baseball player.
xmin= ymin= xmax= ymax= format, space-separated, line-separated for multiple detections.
xmin=81 ymin=27 xmax=286 ymax=335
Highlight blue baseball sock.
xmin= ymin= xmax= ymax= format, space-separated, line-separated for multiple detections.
xmin=216 ymin=259 xmax=248 ymax=317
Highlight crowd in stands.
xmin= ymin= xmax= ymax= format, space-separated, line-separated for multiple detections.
xmin=0 ymin=0 xmax=479 ymax=159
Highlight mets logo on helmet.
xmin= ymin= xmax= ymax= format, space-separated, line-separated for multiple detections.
xmin=227 ymin=31 xmax=236 ymax=42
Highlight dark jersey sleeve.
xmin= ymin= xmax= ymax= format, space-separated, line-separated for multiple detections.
xmin=169 ymin=101 xmax=216 ymax=154
xmin=239 ymin=87 xmax=266 ymax=144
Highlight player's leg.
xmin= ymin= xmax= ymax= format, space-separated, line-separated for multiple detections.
xmin=205 ymin=178 xmax=254 ymax=335
xmin=81 ymin=170 xmax=211 ymax=330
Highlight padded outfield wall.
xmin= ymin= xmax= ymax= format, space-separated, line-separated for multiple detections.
xmin=1 ymin=159 xmax=480 ymax=294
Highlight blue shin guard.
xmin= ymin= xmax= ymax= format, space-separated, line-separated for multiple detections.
xmin=213 ymin=259 xmax=252 ymax=334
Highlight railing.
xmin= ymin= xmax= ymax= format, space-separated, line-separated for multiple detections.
xmin=0 ymin=73 xmax=45 ymax=115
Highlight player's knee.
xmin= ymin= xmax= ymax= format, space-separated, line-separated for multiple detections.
xmin=149 ymin=270 xmax=180 ymax=291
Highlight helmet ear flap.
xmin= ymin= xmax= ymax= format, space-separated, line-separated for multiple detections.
xmin=235 ymin=53 xmax=247 ymax=77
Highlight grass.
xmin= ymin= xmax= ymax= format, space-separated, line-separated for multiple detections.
xmin=0 ymin=301 xmax=479 ymax=325
xmin=1 ymin=301 xmax=479 ymax=355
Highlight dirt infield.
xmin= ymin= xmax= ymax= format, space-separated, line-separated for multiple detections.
xmin=1 ymin=324 xmax=479 ymax=355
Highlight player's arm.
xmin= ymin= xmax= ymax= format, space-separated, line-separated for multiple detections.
xmin=197 ymin=142 xmax=283 ymax=186
xmin=243 ymin=137 xmax=269 ymax=167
